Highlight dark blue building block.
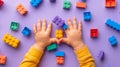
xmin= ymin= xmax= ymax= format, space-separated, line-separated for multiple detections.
xmin=55 ymin=51 xmax=65 ymax=57
xmin=82 ymin=0 xmax=86 ymax=2
xmin=22 ymin=27 xmax=31 ymax=37
xmin=108 ymin=36 xmax=118 ymax=46
xmin=62 ymin=24 xmax=68 ymax=30
xmin=83 ymin=12 xmax=91 ymax=21
xmin=50 ymin=0 xmax=56 ymax=2
xmin=98 ymin=51 xmax=104 ymax=60
xmin=30 ymin=0 xmax=42 ymax=7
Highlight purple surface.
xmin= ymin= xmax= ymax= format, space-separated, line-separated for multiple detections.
xmin=0 ymin=0 xmax=120 ymax=67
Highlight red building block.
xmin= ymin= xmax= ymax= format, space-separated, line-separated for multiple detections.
xmin=0 ymin=0 xmax=4 ymax=7
xmin=0 ymin=55 xmax=6 ymax=64
xmin=16 ymin=4 xmax=27 ymax=15
xmin=105 ymin=0 xmax=116 ymax=8
xmin=90 ymin=28 xmax=98 ymax=38
xmin=76 ymin=2 xmax=86 ymax=9
xmin=56 ymin=56 xmax=64 ymax=65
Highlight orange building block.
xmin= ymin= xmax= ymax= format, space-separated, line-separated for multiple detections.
xmin=16 ymin=4 xmax=27 ymax=15
xmin=105 ymin=0 xmax=116 ymax=8
xmin=56 ymin=57 xmax=64 ymax=64
xmin=55 ymin=30 xmax=63 ymax=39
xmin=0 ymin=55 xmax=6 ymax=64
xmin=76 ymin=2 xmax=86 ymax=9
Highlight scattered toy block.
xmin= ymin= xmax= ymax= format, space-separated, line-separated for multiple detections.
xmin=82 ymin=0 xmax=86 ymax=2
xmin=98 ymin=51 xmax=104 ymax=60
xmin=108 ymin=36 xmax=117 ymax=46
xmin=46 ymin=43 xmax=57 ymax=51
xmin=105 ymin=19 xmax=120 ymax=32
xmin=2 ymin=33 xmax=20 ymax=48
xmin=56 ymin=56 xmax=64 ymax=65
xmin=10 ymin=22 xmax=19 ymax=31
xmin=22 ymin=27 xmax=31 ymax=37
xmin=50 ymin=0 xmax=56 ymax=2
xmin=90 ymin=28 xmax=98 ymax=38
xmin=0 ymin=55 xmax=6 ymax=64
xmin=0 ymin=0 xmax=4 ymax=7
xmin=105 ymin=0 xmax=116 ymax=8
xmin=84 ymin=12 xmax=91 ymax=21
xmin=62 ymin=24 xmax=68 ymax=30
xmin=76 ymin=2 xmax=86 ymax=9
xmin=63 ymin=0 xmax=71 ymax=9
xmin=30 ymin=0 xmax=42 ymax=7
xmin=55 ymin=30 xmax=63 ymax=39
xmin=55 ymin=51 xmax=65 ymax=57
xmin=16 ymin=4 xmax=27 ymax=15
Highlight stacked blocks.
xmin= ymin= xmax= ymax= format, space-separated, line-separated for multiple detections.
xmin=84 ymin=12 xmax=91 ymax=21
xmin=56 ymin=30 xmax=63 ymax=39
xmin=98 ymin=51 xmax=104 ymax=60
xmin=108 ymin=36 xmax=117 ymax=46
xmin=63 ymin=0 xmax=71 ymax=9
xmin=22 ymin=27 xmax=31 ymax=37
xmin=76 ymin=2 xmax=86 ymax=9
xmin=2 ymin=34 xmax=20 ymax=48
xmin=105 ymin=19 xmax=120 ymax=32
xmin=10 ymin=22 xmax=19 ymax=31
xmin=55 ymin=51 xmax=65 ymax=64
xmin=0 ymin=0 xmax=3 ymax=7
xmin=16 ymin=4 xmax=27 ymax=15
xmin=105 ymin=0 xmax=116 ymax=8
xmin=30 ymin=0 xmax=42 ymax=7
xmin=47 ymin=43 xmax=57 ymax=51
xmin=52 ymin=16 xmax=68 ymax=30
xmin=0 ymin=55 xmax=6 ymax=64
xmin=50 ymin=0 xmax=56 ymax=2
xmin=90 ymin=28 xmax=98 ymax=38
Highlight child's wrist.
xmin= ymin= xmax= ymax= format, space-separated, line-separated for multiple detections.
xmin=33 ymin=43 xmax=46 ymax=51
xmin=72 ymin=41 xmax=85 ymax=50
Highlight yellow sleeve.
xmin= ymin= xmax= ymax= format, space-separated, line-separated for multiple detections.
xmin=19 ymin=46 xmax=43 ymax=67
xmin=74 ymin=46 xmax=95 ymax=67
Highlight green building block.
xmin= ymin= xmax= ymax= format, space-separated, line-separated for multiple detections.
xmin=46 ymin=43 xmax=57 ymax=51
xmin=10 ymin=22 xmax=19 ymax=31
xmin=63 ymin=0 xmax=71 ymax=9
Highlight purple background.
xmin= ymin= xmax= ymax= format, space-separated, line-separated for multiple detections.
xmin=0 ymin=0 xmax=120 ymax=67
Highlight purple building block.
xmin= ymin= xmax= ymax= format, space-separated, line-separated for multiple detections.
xmin=98 ymin=51 xmax=104 ymax=60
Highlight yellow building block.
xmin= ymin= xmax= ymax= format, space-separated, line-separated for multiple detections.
xmin=2 ymin=34 xmax=20 ymax=48
xmin=56 ymin=30 xmax=63 ymax=39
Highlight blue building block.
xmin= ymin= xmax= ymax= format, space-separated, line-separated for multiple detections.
xmin=98 ymin=51 xmax=104 ymax=60
xmin=82 ymin=0 xmax=86 ymax=2
xmin=22 ymin=27 xmax=31 ymax=37
xmin=108 ymin=36 xmax=118 ymax=46
xmin=50 ymin=0 xmax=56 ymax=2
xmin=62 ymin=24 xmax=68 ymax=30
xmin=83 ymin=12 xmax=91 ymax=21
xmin=30 ymin=0 xmax=42 ymax=7
xmin=105 ymin=19 xmax=120 ymax=32
xmin=55 ymin=51 xmax=65 ymax=57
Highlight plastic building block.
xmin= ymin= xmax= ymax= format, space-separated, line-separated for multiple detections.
xmin=62 ymin=24 xmax=68 ymax=30
xmin=16 ymin=4 xmax=27 ymax=15
xmin=63 ymin=0 xmax=71 ymax=9
xmin=22 ymin=27 xmax=31 ymax=37
xmin=10 ymin=22 xmax=19 ymax=31
xmin=30 ymin=0 xmax=42 ymax=7
xmin=105 ymin=0 xmax=116 ymax=8
xmin=105 ymin=19 xmax=120 ymax=32
xmin=76 ymin=2 xmax=86 ymax=9
xmin=82 ymin=0 xmax=86 ymax=2
xmin=56 ymin=30 xmax=63 ymax=39
xmin=0 ymin=0 xmax=4 ymax=7
xmin=90 ymin=28 xmax=98 ymax=38
xmin=56 ymin=56 xmax=64 ymax=65
xmin=46 ymin=43 xmax=57 ymax=51
xmin=98 ymin=51 xmax=104 ymax=60
xmin=50 ymin=0 xmax=56 ymax=2
xmin=2 ymin=33 xmax=20 ymax=48
xmin=0 ymin=55 xmax=6 ymax=64
xmin=55 ymin=51 xmax=65 ymax=57
xmin=84 ymin=12 xmax=91 ymax=21
xmin=108 ymin=36 xmax=117 ymax=46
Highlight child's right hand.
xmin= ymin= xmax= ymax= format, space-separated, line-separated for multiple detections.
xmin=61 ymin=17 xmax=85 ymax=50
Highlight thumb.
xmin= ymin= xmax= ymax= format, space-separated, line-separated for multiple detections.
xmin=49 ymin=38 xmax=58 ymax=44
xmin=61 ymin=38 xmax=69 ymax=44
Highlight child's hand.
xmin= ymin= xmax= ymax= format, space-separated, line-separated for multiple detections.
xmin=61 ymin=17 xmax=85 ymax=50
xmin=32 ymin=19 xmax=58 ymax=51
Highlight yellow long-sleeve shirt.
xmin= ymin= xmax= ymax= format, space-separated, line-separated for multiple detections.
xmin=20 ymin=46 xmax=95 ymax=67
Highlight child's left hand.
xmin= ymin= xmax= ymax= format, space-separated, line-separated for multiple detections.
xmin=32 ymin=19 xmax=58 ymax=51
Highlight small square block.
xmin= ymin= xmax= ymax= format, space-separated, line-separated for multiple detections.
xmin=56 ymin=56 xmax=64 ymax=65
xmin=56 ymin=30 xmax=63 ymax=39
xmin=0 ymin=0 xmax=4 ymax=7
xmin=98 ymin=51 xmax=104 ymax=60
xmin=84 ymin=12 xmax=91 ymax=21
xmin=22 ymin=27 xmax=31 ymax=37
xmin=0 ymin=55 xmax=6 ymax=64
xmin=46 ymin=43 xmax=57 ymax=51
xmin=90 ymin=29 xmax=98 ymax=38
xmin=108 ymin=36 xmax=117 ymax=46
xmin=30 ymin=0 xmax=42 ymax=7
xmin=10 ymin=22 xmax=19 ymax=31
xmin=55 ymin=51 xmax=65 ymax=57
xmin=82 ymin=0 xmax=86 ymax=2
xmin=76 ymin=2 xmax=86 ymax=9
xmin=16 ymin=4 xmax=27 ymax=15
xmin=62 ymin=24 xmax=68 ymax=30
xmin=105 ymin=0 xmax=116 ymax=8
xmin=63 ymin=0 xmax=71 ymax=9
xmin=50 ymin=0 xmax=56 ymax=2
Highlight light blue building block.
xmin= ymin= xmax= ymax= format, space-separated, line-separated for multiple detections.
xmin=30 ymin=0 xmax=42 ymax=7
xmin=108 ymin=36 xmax=118 ymax=46
xmin=55 ymin=51 xmax=65 ymax=57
